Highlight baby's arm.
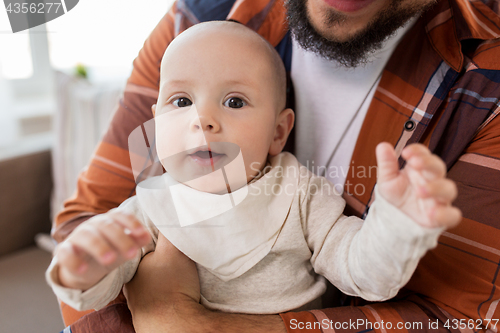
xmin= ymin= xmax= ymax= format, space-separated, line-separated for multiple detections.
xmin=46 ymin=196 xmax=154 ymax=310
xmin=304 ymin=143 xmax=461 ymax=301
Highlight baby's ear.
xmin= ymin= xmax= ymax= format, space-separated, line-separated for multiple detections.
xmin=151 ymin=104 xmax=157 ymax=116
xmin=269 ymin=108 xmax=295 ymax=156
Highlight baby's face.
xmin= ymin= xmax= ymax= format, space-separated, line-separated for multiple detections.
xmin=154 ymin=25 xmax=283 ymax=194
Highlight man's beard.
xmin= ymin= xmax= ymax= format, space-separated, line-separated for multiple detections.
xmin=286 ymin=0 xmax=435 ymax=67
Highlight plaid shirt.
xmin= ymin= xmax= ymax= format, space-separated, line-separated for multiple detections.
xmin=56 ymin=0 xmax=500 ymax=331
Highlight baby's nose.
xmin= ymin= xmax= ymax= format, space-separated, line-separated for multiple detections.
xmin=192 ymin=112 xmax=220 ymax=132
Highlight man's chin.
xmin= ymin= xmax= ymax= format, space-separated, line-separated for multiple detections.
xmin=316 ymin=24 xmax=367 ymax=43
xmin=286 ymin=0 xmax=435 ymax=67
xmin=307 ymin=0 xmax=388 ymax=42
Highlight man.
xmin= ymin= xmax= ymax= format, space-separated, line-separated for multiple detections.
xmin=54 ymin=0 xmax=500 ymax=332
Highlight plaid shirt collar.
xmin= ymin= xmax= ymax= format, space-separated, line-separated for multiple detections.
xmin=424 ymin=0 xmax=500 ymax=71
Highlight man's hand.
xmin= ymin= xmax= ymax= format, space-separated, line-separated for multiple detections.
xmin=124 ymin=232 xmax=201 ymax=309
xmin=124 ymin=233 xmax=202 ymax=331
xmin=124 ymin=233 xmax=287 ymax=333
xmin=376 ymin=142 xmax=462 ymax=228
xmin=54 ymin=211 xmax=151 ymax=290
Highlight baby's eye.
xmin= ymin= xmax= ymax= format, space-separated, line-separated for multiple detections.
xmin=173 ymin=97 xmax=193 ymax=108
xmin=224 ymin=97 xmax=246 ymax=109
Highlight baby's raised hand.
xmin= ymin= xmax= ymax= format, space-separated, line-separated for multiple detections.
xmin=54 ymin=211 xmax=151 ymax=290
xmin=376 ymin=142 xmax=462 ymax=229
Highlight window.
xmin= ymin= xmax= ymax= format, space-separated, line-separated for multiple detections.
xmin=0 ymin=20 xmax=33 ymax=79
xmin=0 ymin=0 xmax=174 ymax=154
xmin=1 ymin=0 xmax=174 ymax=93
xmin=46 ymin=0 xmax=174 ymax=78
xmin=0 ymin=10 xmax=51 ymax=98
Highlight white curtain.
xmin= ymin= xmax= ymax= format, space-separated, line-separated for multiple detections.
xmin=51 ymin=71 xmax=123 ymax=219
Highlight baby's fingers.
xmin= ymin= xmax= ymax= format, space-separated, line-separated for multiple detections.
xmin=55 ymin=241 xmax=89 ymax=276
xmin=69 ymin=225 xmax=118 ymax=266
xmin=401 ymin=143 xmax=432 ymax=160
xmin=418 ymin=178 xmax=458 ymax=203
xmin=405 ymin=153 xmax=447 ymax=181
xmin=431 ymin=205 xmax=462 ymax=228
xmin=106 ymin=212 xmax=151 ymax=247
xmin=97 ymin=217 xmax=143 ymax=260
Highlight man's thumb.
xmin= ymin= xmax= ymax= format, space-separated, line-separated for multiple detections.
xmin=376 ymin=142 xmax=399 ymax=183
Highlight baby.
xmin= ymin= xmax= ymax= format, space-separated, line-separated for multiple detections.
xmin=46 ymin=21 xmax=461 ymax=314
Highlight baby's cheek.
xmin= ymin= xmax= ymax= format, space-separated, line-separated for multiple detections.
xmin=156 ymin=132 xmax=180 ymax=161
xmin=155 ymin=110 xmax=207 ymax=160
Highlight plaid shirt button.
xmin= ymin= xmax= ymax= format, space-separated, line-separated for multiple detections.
xmin=404 ymin=120 xmax=416 ymax=131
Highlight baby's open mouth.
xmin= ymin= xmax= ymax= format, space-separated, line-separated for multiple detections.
xmin=191 ymin=150 xmax=224 ymax=159
xmin=188 ymin=148 xmax=226 ymax=168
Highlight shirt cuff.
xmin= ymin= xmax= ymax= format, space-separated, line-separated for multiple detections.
xmin=45 ymin=257 xmax=119 ymax=311
xmin=371 ymin=185 xmax=445 ymax=256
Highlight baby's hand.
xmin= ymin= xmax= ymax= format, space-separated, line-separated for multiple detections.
xmin=54 ymin=211 xmax=151 ymax=290
xmin=376 ymin=142 xmax=462 ymax=229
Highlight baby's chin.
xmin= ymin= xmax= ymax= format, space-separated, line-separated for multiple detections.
xmin=181 ymin=170 xmax=248 ymax=194
xmin=163 ymin=159 xmax=250 ymax=194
